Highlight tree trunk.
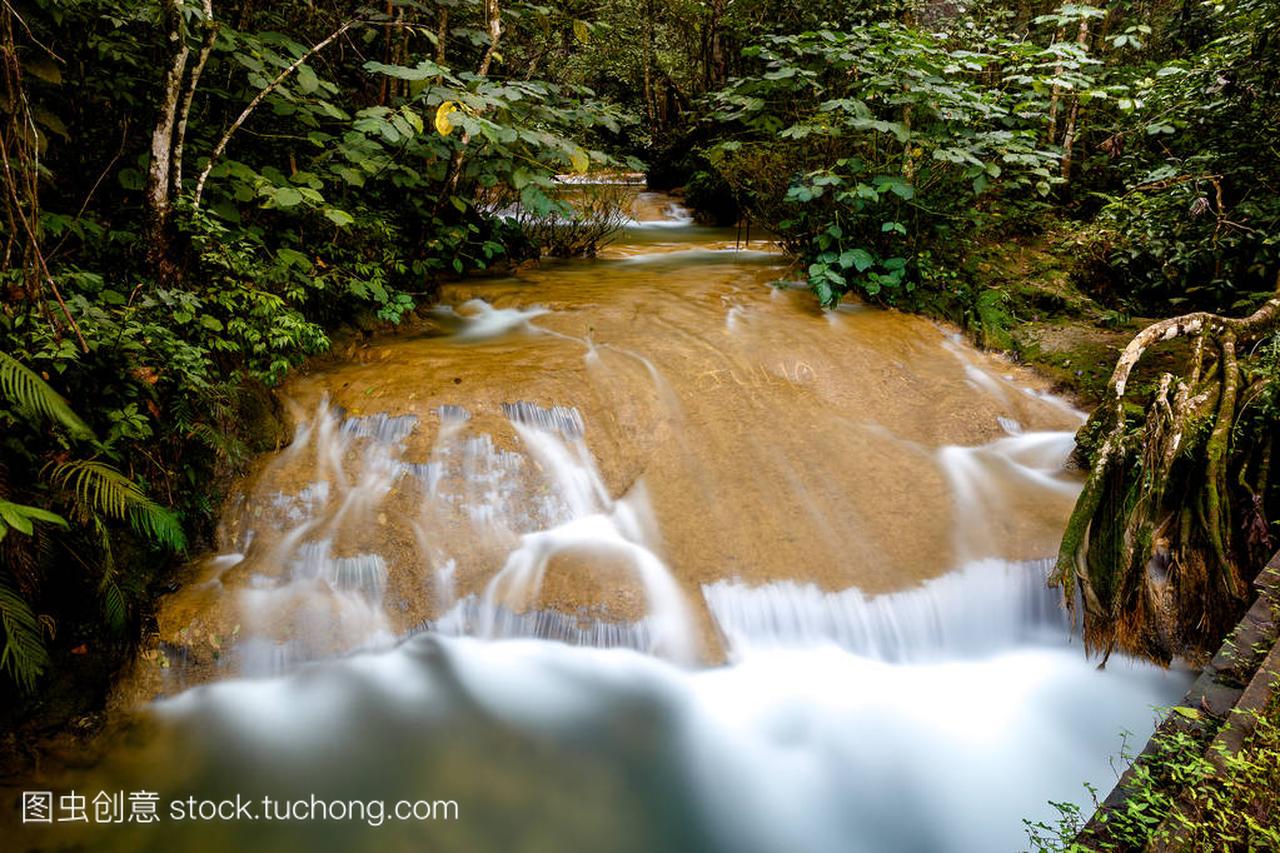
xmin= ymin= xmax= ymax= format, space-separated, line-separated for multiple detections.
xmin=172 ymin=0 xmax=218 ymax=195
xmin=1054 ymin=273 xmax=1280 ymax=662
xmin=643 ymin=0 xmax=657 ymax=136
xmin=1059 ymin=16 xmax=1092 ymax=181
xmin=1046 ymin=26 xmax=1065 ymax=145
xmin=437 ymin=0 xmax=501 ymax=209
xmin=144 ymin=0 xmax=191 ymax=282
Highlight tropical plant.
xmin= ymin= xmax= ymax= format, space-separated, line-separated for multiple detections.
xmin=704 ymin=21 xmax=1066 ymax=308
xmin=0 ymin=351 xmax=184 ymax=690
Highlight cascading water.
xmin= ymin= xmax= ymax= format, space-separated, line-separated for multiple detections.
xmin=10 ymin=191 xmax=1190 ymax=853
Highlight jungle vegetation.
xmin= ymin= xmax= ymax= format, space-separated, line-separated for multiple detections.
xmin=0 ymin=0 xmax=1276 ymax=730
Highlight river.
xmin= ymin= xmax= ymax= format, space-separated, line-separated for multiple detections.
xmin=11 ymin=192 xmax=1189 ymax=852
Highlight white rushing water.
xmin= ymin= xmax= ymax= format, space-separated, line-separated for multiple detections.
xmin=94 ymin=624 xmax=1178 ymax=853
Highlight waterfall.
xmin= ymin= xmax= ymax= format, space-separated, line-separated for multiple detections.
xmin=703 ymin=558 xmax=1074 ymax=661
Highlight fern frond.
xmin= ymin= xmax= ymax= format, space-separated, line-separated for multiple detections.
xmin=0 ymin=576 xmax=49 ymax=692
xmin=102 ymin=576 xmax=127 ymax=633
xmin=49 ymin=461 xmax=186 ymax=551
xmin=190 ymin=421 xmax=249 ymax=464
xmin=0 ymin=351 xmax=96 ymax=441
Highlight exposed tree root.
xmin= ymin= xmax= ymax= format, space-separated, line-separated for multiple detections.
xmin=1052 ymin=274 xmax=1280 ymax=664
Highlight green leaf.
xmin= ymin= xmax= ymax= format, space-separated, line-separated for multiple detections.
xmin=840 ymin=248 xmax=874 ymax=272
xmin=813 ymin=279 xmax=835 ymax=307
xmin=0 ymin=504 xmax=33 ymax=535
xmin=0 ymin=578 xmax=50 ymax=691
xmin=49 ymin=460 xmax=185 ymax=551
xmin=274 ymin=186 xmax=304 ymax=208
xmin=118 ymin=168 xmax=144 ymax=191
xmin=324 ymin=208 xmax=355 ymax=227
xmin=297 ymin=64 xmax=319 ymax=94
xmin=24 ymin=56 xmax=61 ymax=84
xmin=0 ymin=351 xmax=95 ymax=440
xmin=276 ymin=247 xmax=313 ymax=269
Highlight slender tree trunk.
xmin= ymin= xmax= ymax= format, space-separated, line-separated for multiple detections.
xmin=435 ymin=7 xmax=448 ymax=66
xmin=1059 ymin=16 xmax=1092 ymax=181
xmin=437 ymin=0 xmax=501 ymax=209
xmin=172 ymin=0 xmax=218 ymax=194
xmin=643 ymin=0 xmax=657 ymax=136
xmin=378 ymin=0 xmax=393 ymax=104
xmin=1046 ymin=26 xmax=1065 ymax=145
xmin=476 ymin=0 xmax=501 ymax=77
xmin=144 ymin=0 xmax=191 ymax=280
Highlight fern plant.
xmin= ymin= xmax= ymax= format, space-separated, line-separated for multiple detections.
xmin=1 ymin=350 xmax=186 ymax=691
xmin=0 ymin=351 xmax=95 ymax=442
xmin=48 ymin=460 xmax=186 ymax=551
xmin=0 ymin=577 xmax=50 ymax=692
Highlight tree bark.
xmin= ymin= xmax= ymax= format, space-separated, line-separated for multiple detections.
xmin=1054 ymin=271 xmax=1280 ymax=657
xmin=476 ymin=0 xmax=501 ymax=77
xmin=1058 ymin=16 xmax=1092 ymax=181
xmin=1108 ymin=278 xmax=1280 ymax=397
xmin=1046 ymin=26 xmax=1064 ymax=145
xmin=144 ymin=0 xmax=190 ymax=279
xmin=437 ymin=0 xmax=501 ymax=209
xmin=643 ymin=0 xmax=657 ymax=136
xmin=172 ymin=0 xmax=218 ymax=195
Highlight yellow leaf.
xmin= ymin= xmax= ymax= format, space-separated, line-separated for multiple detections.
xmin=572 ymin=20 xmax=591 ymax=44
xmin=435 ymin=101 xmax=458 ymax=136
xmin=569 ymin=147 xmax=590 ymax=174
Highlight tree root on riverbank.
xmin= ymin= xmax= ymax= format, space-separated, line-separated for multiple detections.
xmin=1052 ymin=274 xmax=1280 ymax=664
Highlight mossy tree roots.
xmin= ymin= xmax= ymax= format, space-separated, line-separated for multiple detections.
xmin=1053 ymin=275 xmax=1280 ymax=664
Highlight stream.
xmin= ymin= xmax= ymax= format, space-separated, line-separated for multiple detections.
xmin=15 ymin=193 xmax=1190 ymax=852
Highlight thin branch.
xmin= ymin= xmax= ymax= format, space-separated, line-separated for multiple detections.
xmin=192 ymin=18 xmax=357 ymax=209
xmin=49 ymin=118 xmax=130 ymax=261
xmin=173 ymin=0 xmax=218 ymax=193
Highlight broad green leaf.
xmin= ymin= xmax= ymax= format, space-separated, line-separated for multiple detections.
xmin=324 ymin=208 xmax=355 ymax=227
xmin=117 ymin=168 xmax=144 ymax=191
xmin=297 ymin=64 xmax=319 ymax=94
xmin=840 ymin=249 xmax=874 ymax=272
xmin=274 ymin=186 xmax=304 ymax=208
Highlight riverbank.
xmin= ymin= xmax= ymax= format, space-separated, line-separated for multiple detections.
xmin=1051 ymin=553 xmax=1280 ymax=850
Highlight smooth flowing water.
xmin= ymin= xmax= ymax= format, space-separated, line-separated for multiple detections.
xmin=13 ymin=193 xmax=1189 ymax=852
